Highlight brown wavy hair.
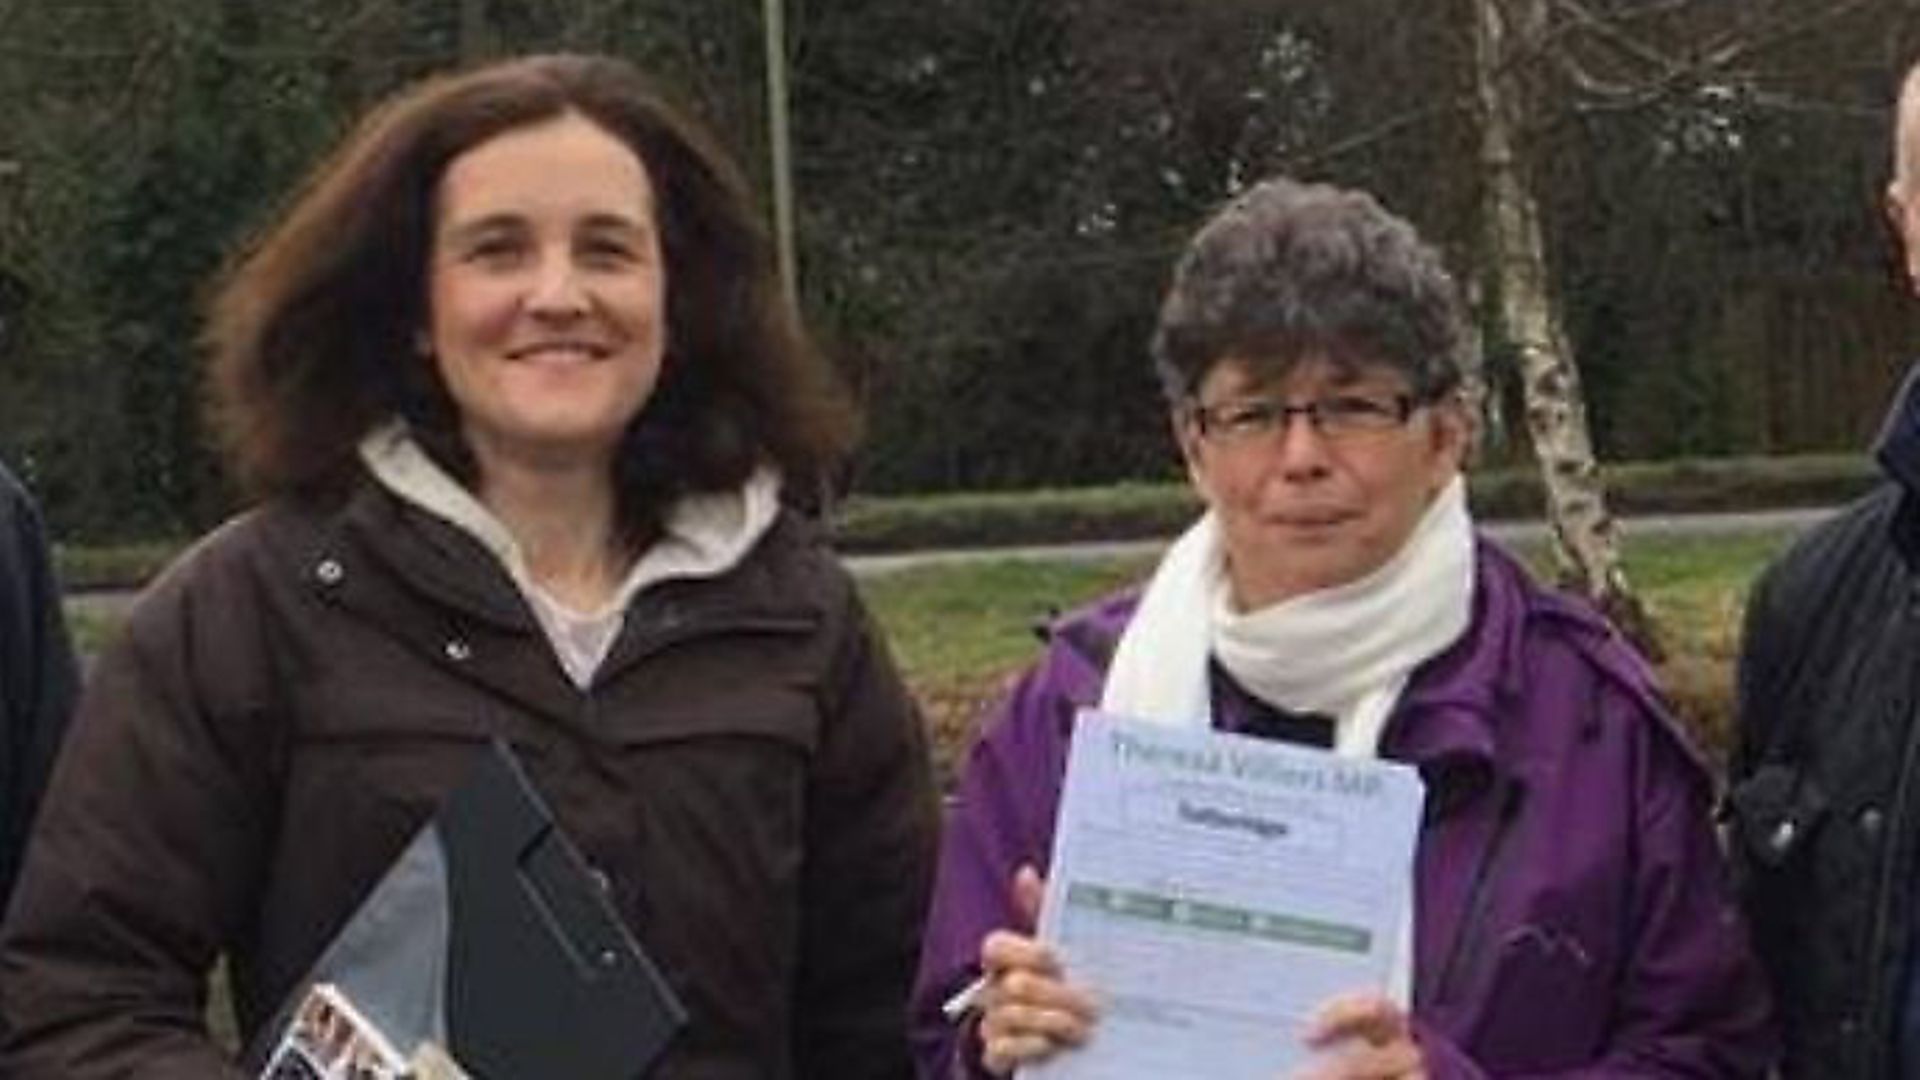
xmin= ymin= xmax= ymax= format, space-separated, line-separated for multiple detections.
xmin=205 ymin=53 xmax=853 ymax=541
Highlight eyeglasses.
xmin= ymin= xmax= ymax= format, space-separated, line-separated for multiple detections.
xmin=1188 ymin=392 xmax=1422 ymax=444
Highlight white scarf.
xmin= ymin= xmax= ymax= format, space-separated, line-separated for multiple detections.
xmin=359 ymin=421 xmax=781 ymax=688
xmin=1099 ymin=474 xmax=1475 ymax=757
xmin=1097 ymin=475 xmax=1474 ymax=1009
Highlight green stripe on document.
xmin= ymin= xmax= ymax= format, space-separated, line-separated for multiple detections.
xmin=1064 ymin=882 xmax=1371 ymax=954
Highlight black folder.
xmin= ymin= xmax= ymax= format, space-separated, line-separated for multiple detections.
xmin=253 ymin=740 xmax=687 ymax=1078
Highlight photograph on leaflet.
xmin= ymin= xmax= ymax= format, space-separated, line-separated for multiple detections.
xmin=259 ymin=983 xmax=410 ymax=1080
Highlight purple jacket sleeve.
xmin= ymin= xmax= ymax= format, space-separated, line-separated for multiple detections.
xmin=1576 ymin=708 xmax=1776 ymax=1077
xmin=1418 ymin=684 xmax=1776 ymax=1078
xmin=908 ymin=653 xmax=1081 ymax=1079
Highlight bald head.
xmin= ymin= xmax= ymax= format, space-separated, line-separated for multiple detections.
xmin=1895 ymin=62 xmax=1920 ymax=195
xmin=1890 ymin=59 xmax=1920 ymax=296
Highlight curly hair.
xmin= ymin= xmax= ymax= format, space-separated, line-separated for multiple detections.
xmin=205 ymin=53 xmax=852 ymax=543
xmin=1150 ymin=177 xmax=1469 ymax=403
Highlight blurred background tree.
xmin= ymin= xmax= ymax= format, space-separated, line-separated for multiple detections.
xmin=1 ymin=0 xmax=1917 ymax=544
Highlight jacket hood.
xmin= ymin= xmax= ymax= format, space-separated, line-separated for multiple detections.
xmin=357 ymin=421 xmax=782 ymax=619
xmin=1869 ymin=363 xmax=1920 ymax=568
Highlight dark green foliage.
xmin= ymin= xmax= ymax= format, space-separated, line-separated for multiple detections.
xmin=4 ymin=0 xmax=1920 ymax=541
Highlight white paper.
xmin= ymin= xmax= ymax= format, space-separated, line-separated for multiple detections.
xmin=1026 ymin=710 xmax=1425 ymax=1080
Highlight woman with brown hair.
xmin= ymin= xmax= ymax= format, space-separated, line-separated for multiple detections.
xmin=0 ymin=53 xmax=936 ymax=1079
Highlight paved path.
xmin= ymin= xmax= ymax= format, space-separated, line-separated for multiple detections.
xmin=842 ymin=504 xmax=1839 ymax=577
xmin=64 ymin=505 xmax=1840 ymax=621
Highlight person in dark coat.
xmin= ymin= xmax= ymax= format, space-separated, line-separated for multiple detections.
xmin=0 ymin=460 xmax=75 ymax=912
xmin=0 ymin=54 xmax=937 ymax=1079
xmin=1729 ymin=56 xmax=1920 ymax=1079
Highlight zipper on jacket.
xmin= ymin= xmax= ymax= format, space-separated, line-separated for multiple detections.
xmin=1430 ymin=778 xmax=1526 ymax=1006
xmin=1857 ymin=614 xmax=1920 ymax=1077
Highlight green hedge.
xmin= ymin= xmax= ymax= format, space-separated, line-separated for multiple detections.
xmin=54 ymin=539 xmax=190 ymax=592
xmin=53 ymin=453 xmax=1878 ymax=588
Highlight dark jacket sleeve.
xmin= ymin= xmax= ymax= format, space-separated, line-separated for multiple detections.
xmin=791 ymin=581 xmax=941 ymax=1078
xmin=0 ymin=465 xmax=78 ymax=910
xmin=0 ymin=542 xmax=278 ymax=1078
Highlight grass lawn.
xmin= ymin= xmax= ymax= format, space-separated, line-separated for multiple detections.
xmin=63 ymin=608 xmax=120 ymax=657
xmin=1612 ymin=530 xmax=1800 ymax=655
xmin=859 ymin=527 xmax=1804 ymax=783
xmin=856 ymin=555 xmax=1156 ymax=788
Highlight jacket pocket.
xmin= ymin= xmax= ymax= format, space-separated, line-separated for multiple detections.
xmin=285 ymin=675 xmax=540 ymax=848
xmin=598 ymin=686 xmax=816 ymax=836
xmin=1468 ymin=920 xmax=1608 ymax=1069
xmin=595 ymin=685 xmax=820 ymax=753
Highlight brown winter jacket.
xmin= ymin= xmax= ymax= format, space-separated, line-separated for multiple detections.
xmin=0 ymin=478 xmax=939 ymax=1079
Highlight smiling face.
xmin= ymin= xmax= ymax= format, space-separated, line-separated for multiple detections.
xmin=424 ymin=110 xmax=667 ymax=478
xmin=1178 ymin=354 xmax=1468 ymax=610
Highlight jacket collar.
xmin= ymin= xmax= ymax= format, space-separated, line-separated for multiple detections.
xmin=336 ymin=479 xmax=531 ymax=630
xmin=357 ymin=422 xmax=784 ymax=622
xmin=331 ymin=480 xmax=826 ymax=626
xmin=1383 ymin=540 xmax=1527 ymax=771
xmin=299 ymin=478 xmax=825 ymax=719
xmin=1875 ymin=363 xmax=1920 ymax=568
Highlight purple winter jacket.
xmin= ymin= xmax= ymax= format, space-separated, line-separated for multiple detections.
xmin=910 ymin=538 xmax=1776 ymax=1078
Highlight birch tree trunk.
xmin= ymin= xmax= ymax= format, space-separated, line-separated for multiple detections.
xmin=1471 ymin=0 xmax=1662 ymax=656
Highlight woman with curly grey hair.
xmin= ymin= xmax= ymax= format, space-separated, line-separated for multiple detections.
xmin=910 ymin=178 xmax=1775 ymax=1077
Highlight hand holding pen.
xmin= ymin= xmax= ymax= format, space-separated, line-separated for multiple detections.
xmin=944 ymin=865 xmax=1101 ymax=1076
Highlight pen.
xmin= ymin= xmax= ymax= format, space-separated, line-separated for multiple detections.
xmin=941 ymin=974 xmax=990 ymax=1020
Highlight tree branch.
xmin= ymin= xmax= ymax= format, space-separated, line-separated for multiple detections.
xmin=1499 ymin=0 xmax=1881 ymax=124
xmin=1288 ymin=98 xmax=1468 ymax=172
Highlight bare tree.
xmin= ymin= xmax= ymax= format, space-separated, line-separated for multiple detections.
xmin=1462 ymin=0 xmax=1898 ymax=653
xmin=1472 ymin=0 xmax=1661 ymax=651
